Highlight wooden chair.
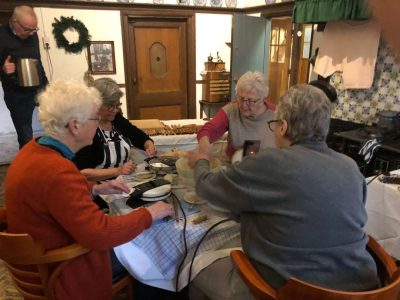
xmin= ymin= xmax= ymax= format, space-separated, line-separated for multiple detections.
xmin=0 ymin=207 xmax=133 ymax=299
xmin=231 ymin=236 xmax=400 ymax=300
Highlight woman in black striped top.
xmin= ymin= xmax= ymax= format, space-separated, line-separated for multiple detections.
xmin=73 ymin=78 xmax=156 ymax=181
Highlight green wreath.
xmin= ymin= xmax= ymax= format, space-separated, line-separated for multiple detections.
xmin=52 ymin=16 xmax=91 ymax=54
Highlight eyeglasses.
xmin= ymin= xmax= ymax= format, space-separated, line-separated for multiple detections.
xmin=237 ymin=96 xmax=261 ymax=105
xmin=88 ymin=116 xmax=101 ymax=123
xmin=64 ymin=116 xmax=100 ymax=128
xmin=267 ymin=119 xmax=282 ymax=132
xmin=16 ymin=19 xmax=39 ymax=33
xmin=105 ymin=103 xmax=122 ymax=111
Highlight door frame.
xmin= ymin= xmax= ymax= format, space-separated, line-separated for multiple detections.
xmin=121 ymin=10 xmax=196 ymax=119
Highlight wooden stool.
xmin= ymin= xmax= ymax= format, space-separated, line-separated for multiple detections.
xmin=199 ymin=100 xmax=229 ymax=120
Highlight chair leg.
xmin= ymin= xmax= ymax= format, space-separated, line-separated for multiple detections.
xmin=112 ymin=274 xmax=134 ymax=299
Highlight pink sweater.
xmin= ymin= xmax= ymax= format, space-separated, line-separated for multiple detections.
xmin=5 ymin=140 xmax=153 ymax=300
xmin=197 ymin=99 xmax=276 ymax=157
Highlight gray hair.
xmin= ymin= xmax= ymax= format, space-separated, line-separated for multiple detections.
xmin=38 ymin=80 xmax=101 ymax=138
xmin=235 ymin=71 xmax=269 ymax=99
xmin=91 ymin=77 xmax=123 ymax=106
xmin=12 ymin=6 xmax=36 ymax=22
xmin=276 ymin=84 xmax=331 ymax=143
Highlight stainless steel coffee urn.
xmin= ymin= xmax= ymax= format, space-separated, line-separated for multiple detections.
xmin=17 ymin=58 xmax=40 ymax=87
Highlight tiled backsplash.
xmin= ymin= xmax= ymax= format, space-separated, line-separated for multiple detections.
xmin=331 ymin=41 xmax=400 ymax=125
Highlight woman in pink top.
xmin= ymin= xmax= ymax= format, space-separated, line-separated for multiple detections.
xmin=197 ymin=71 xmax=276 ymax=158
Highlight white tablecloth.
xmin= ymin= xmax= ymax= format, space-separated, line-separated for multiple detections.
xmin=365 ymin=170 xmax=400 ymax=259
xmin=109 ymin=172 xmax=240 ymax=291
xmin=130 ymin=119 xmax=227 ymax=164
xmin=152 ymin=119 xmax=206 ymax=153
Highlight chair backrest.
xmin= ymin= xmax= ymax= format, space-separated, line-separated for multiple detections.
xmin=0 ymin=207 xmax=134 ymax=299
xmin=0 ymin=207 xmax=89 ymax=299
xmin=231 ymin=236 xmax=400 ymax=300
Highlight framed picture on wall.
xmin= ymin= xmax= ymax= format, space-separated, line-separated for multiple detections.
xmin=87 ymin=41 xmax=116 ymax=74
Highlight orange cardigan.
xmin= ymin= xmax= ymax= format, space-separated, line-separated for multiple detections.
xmin=5 ymin=140 xmax=152 ymax=300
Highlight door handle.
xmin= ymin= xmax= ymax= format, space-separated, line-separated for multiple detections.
xmin=133 ymin=77 xmax=137 ymax=85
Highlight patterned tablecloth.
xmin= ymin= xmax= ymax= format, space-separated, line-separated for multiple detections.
xmin=109 ymin=171 xmax=240 ymax=291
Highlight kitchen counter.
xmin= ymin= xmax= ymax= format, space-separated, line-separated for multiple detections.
xmin=333 ymin=127 xmax=400 ymax=176
xmin=334 ymin=127 xmax=400 ymax=154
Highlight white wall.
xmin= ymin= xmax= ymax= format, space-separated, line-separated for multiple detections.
xmin=195 ymin=13 xmax=232 ymax=117
xmin=0 ymin=6 xmax=233 ymax=136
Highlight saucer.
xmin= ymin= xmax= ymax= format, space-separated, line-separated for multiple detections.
xmin=183 ymin=191 xmax=206 ymax=205
xmin=142 ymin=184 xmax=172 ymax=198
xmin=141 ymin=192 xmax=171 ymax=202
xmin=132 ymin=171 xmax=156 ymax=182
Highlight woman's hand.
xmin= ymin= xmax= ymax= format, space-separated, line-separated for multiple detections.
xmin=186 ymin=149 xmax=210 ymax=169
xmin=119 ymin=161 xmax=136 ymax=175
xmin=145 ymin=201 xmax=174 ymax=222
xmin=92 ymin=180 xmax=130 ymax=196
xmin=144 ymin=140 xmax=157 ymax=157
xmin=198 ymin=136 xmax=211 ymax=154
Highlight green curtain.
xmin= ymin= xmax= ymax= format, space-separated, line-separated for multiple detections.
xmin=292 ymin=0 xmax=371 ymax=24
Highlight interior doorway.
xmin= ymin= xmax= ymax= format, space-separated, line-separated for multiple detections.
xmin=267 ymin=18 xmax=313 ymax=103
xmin=121 ymin=12 xmax=195 ymax=120
xmin=268 ymin=18 xmax=292 ymax=103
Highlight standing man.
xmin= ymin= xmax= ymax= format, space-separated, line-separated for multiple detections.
xmin=0 ymin=6 xmax=48 ymax=148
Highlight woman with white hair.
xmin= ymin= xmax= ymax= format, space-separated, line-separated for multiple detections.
xmin=188 ymin=84 xmax=379 ymax=299
xmin=5 ymin=80 xmax=173 ymax=300
xmin=197 ymin=71 xmax=276 ymax=158
xmin=74 ymin=77 xmax=156 ymax=181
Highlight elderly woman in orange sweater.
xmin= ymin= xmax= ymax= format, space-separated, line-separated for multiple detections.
xmin=5 ymin=80 xmax=173 ymax=300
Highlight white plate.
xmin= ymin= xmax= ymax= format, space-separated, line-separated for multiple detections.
xmin=183 ymin=191 xmax=206 ymax=205
xmin=132 ymin=171 xmax=156 ymax=182
xmin=141 ymin=192 xmax=171 ymax=202
xmin=142 ymin=184 xmax=172 ymax=198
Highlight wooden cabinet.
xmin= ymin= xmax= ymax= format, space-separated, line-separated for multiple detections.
xmin=201 ymin=71 xmax=230 ymax=103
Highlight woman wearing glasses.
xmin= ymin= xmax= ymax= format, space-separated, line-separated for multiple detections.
xmin=188 ymin=84 xmax=378 ymax=300
xmin=5 ymin=80 xmax=173 ymax=299
xmin=197 ymin=71 xmax=276 ymax=159
xmin=74 ymin=77 xmax=156 ymax=182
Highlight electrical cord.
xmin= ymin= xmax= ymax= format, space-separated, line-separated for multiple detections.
xmin=367 ymin=171 xmax=382 ymax=185
xmin=187 ymin=218 xmax=233 ymax=287
xmin=173 ymin=192 xmax=188 ymax=292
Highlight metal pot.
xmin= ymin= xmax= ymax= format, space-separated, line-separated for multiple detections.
xmin=377 ymin=110 xmax=400 ymax=136
xmin=17 ymin=58 xmax=40 ymax=87
xmin=146 ymin=156 xmax=178 ymax=174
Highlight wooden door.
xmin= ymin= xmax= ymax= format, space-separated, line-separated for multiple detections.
xmin=268 ymin=18 xmax=293 ymax=103
xmin=231 ymin=14 xmax=271 ymax=100
xmin=126 ymin=19 xmax=188 ymax=120
xmin=296 ymin=24 xmax=313 ymax=84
